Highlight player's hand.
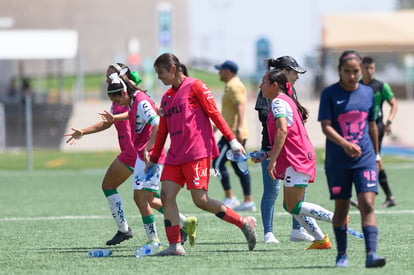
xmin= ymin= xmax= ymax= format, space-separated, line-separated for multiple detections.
xmin=267 ymin=160 xmax=277 ymax=180
xmin=229 ymin=139 xmax=246 ymax=155
xmin=99 ymin=110 xmax=114 ymax=123
xmin=64 ymin=128 xmax=84 ymax=145
xmin=384 ymin=124 xmax=392 ymax=135
xmin=343 ymin=142 xmax=362 ymax=158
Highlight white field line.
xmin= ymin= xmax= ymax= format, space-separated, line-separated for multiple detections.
xmin=1 ymin=209 xmax=414 ymax=222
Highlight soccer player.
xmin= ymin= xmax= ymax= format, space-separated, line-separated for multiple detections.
xmin=258 ymin=68 xmax=333 ymax=251
xmin=101 ymin=65 xmax=197 ymax=250
xmin=318 ymin=50 xmax=386 ymax=268
xmin=254 ymin=56 xmax=314 ymax=244
xmin=66 ymin=63 xmax=195 ymax=247
xmin=212 ymin=60 xmax=254 ymax=211
xmin=147 ymin=53 xmax=257 ymax=256
xmin=360 ymin=56 xmax=397 ymax=208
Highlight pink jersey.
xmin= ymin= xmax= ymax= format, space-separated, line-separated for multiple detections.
xmin=112 ymin=103 xmax=137 ymax=167
xmin=129 ymin=91 xmax=166 ymax=163
xmin=151 ymin=77 xmax=234 ymax=165
xmin=267 ymin=94 xmax=316 ymax=182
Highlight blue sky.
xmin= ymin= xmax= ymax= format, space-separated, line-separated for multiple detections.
xmin=190 ymin=0 xmax=396 ymax=74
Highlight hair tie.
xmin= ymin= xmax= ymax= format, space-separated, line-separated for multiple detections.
xmin=286 ymin=82 xmax=293 ymax=97
xmin=130 ymin=71 xmax=142 ymax=85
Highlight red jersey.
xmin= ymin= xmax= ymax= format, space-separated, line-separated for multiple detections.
xmin=151 ymin=77 xmax=234 ymax=165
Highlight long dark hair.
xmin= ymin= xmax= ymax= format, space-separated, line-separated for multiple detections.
xmin=266 ymin=69 xmax=309 ymax=122
xmin=107 ymin=63 xmax=146 ymax=99
xmin=153 ymin=53 xmax=189 ymax=76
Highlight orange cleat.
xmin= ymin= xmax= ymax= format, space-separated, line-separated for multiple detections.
xmin=305 ymin=235 xmax=332 ymax=250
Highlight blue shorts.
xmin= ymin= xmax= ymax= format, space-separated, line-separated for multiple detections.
xmin=325 ymin=166 xmax=378 ymax=200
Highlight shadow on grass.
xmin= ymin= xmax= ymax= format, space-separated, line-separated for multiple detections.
xmin=245 ymin=266 xmax=336 ymax=270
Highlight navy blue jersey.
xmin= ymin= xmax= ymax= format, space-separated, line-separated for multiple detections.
xmin=318 ymin=83 xmax=376 ymax=169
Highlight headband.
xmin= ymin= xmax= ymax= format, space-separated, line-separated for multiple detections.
xmin=340 ymin=53 xmax=361 ymax=62
xmin=107 ymin=72 xmax=127 ymax=94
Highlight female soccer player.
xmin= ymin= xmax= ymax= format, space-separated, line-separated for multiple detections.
xmin=147 ymin=53 xmax=257 ymax=256
xmin=318 ymin=50 xmax=386 ymax=268
xmin=259 ymin=68 xmax=333 ymax=250
xmin=66 ymin=63 xmax=195 ymax=247
xmin=64 ymin=64 xmax=140 ymax=245
xmin=102 ymin=65 xmax=197 ymax=250
xmin=254 ymin=56 xmax=314 ymax=244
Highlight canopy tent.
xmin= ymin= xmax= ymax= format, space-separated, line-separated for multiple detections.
xmin=0 ymin=30 xmax=78 ymax=59
xmin=322 ymin=10 xmax=414 ymax=52
xmin=0 ymin=30 xmax=78 ymax=171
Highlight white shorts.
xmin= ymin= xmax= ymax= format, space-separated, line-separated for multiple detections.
xmin=283 ymin=166 xmax=310 ymax=188
xmin=132 ymin=157 xmax=163 ymax=192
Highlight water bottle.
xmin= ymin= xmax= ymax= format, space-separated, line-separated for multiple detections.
xmin=249 ymin=151 xmax=266 ymax=160
xmin=225 ymin=150 xmax=249 ymax=175
xmin=135 ymin=241 xmax=162 ymax=258
xmin=226 ymin=150 xmax=266 ymax=160
xmin=348 ymin=228 xmax=364 ymax=239
xmin=88 ymin=249 xmax=112 ymax=257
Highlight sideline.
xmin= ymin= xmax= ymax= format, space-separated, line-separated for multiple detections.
xmin=1 ymin=209 xmax=413 ymax=222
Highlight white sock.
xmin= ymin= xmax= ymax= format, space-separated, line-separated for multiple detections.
xmin=292 ymin=214 xmax=324 ymax=240
xmin=107 ymin=193 xmax=129 ymax=232
xmin=179 ymin=213 xmax=186 ymax=228
xmin=298 ymin=202 xmax=333 ymax=223
xmin=144 ymin=222 xmax=158 ymax=241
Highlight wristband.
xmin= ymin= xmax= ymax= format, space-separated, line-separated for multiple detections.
xmin=386 ymin=120 xmax=392 ymax=125
xmin=375 ymin=154 xmax=381 ymax=162
xmin=229 ymin=139 xmax=241 ymax=152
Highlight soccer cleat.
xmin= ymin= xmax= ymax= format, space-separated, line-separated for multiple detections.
xmin=305 ymin=234 xmax=331 ymax=250
xmin=336 ymin=254 xmax=349 ymax=267
xmin=365 ymin=252 xmax=386 ymax=268
xmin=106 ymin=227 xmax=133 ymax=246
xmin=223 ymin=197 xmax=240 ymax=209
xmin=180 ymin=228 xmax=188 ymax=245
xmin=242 ymin=216 xmax=257 ymax=251
xmin=350 ymin=198 xmax=359 ymax=208
xmin=382 ymin=196 xmax=396 ymax=208
xmin=233 ymin=201 xmax=257 ymax=212
xmin=152 ymin=243 xmax=185 ymax=256
xmin=183 ymin=216 xmax=198 ymax=246
xmin=264 ymin=232 xmax=279 ymax=244
xmin=290 ymin=228 xmax=315 ymax=242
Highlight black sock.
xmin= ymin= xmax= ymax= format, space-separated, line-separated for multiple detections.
xmin=379 ymin=170 xmax=393 ymax=199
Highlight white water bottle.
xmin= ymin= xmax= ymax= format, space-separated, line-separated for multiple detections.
xmin=225 ymin=150 xmax=249 ymax=175
xmin=88 ymin=249 xmax=112 ymax=257
xmin=135 ymin=241 xmax=162 ymax=258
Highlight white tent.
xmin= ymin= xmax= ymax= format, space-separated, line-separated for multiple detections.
xmin=0 ymin=30 xmax=78 ymax=170
xmin=322 ymin=10 xmax=414 ymax=52
xmin=0 ymin=30 xmax=78 ymax=59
